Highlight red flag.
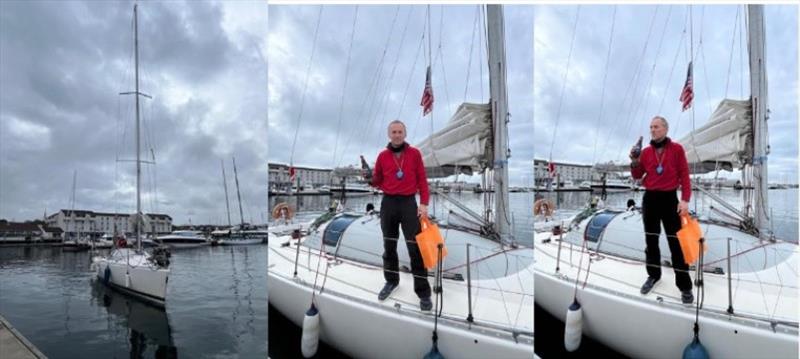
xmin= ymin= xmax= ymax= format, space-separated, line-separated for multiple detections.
xmin=680 ymin=62 xmax=693 ymax=112
xmin=420 ymin=66 xmax=434 ymax=116
xmin=289 ymin=166 xmax=296 ymax=182
xmin=547 ymin=162 xmax=556 ymax=178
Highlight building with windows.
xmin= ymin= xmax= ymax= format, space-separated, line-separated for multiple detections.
xmin=533 ymin=158 xmax=594 ymax=186
xmin=45 ymin=209 xmax=172 ymax=237
xmin=268 ymin=162 xmax=333 ymax=192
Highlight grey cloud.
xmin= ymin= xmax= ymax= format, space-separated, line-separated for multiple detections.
xmin=1 ymin=1 xmax=268 ymax=223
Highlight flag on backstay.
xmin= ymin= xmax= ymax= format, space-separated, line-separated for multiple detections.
xmin=420 ymin=65 xmax=434 ymax=116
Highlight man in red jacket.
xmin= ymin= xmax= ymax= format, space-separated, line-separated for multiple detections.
xmin=367 ymin=120 xmax=432 ymax=311
xmin=630 ymin=116 xmax=694 ymax=304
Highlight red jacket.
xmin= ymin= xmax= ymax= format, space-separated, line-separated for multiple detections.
xmin=371 ymin=144 xmax=430 ymax=205
xmin=631 ymin=139 xmax=692 ymax=202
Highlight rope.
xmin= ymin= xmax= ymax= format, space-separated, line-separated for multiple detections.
xmin=336 ymin=6 xmax=400 ymax=167
xmin=398 ymin=29 xmax=425 ymax=126
xmin=598 ymin=6 xmax=660 ymax=162
xmin=548 ymin=5 xmax=581 ymax=163
xmin=288 ymin=6 xmax=323 ymax=166
xmin=658 ymin=11 xmax=690 ymax=114
xmin=629 ymin=6 xmax=673 ymax=143
xmin=463 ymin=5 xmax=480 ymax=103
xmin=614 ymin=6 xmax=670 ymax=161
xmin=590 ymin=5 xmax=617 ymax=167
xmin=724 ymin=6 xmax=741 ymax=98
xmin=374 ymin=7 xmax=416 ymax=146
xmin=332 ymin=6 xmax=359 ymax=167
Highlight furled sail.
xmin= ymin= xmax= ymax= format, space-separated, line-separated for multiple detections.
xmin=415 ymin=102 xmax=493 ymax=178
xmin=679 ymin=99 xmax=753 ymax=174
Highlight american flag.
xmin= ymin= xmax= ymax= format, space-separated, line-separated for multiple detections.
xmin=289 ymin=166 xmax=296 ymax=182
xmin=680 ymin=62 xmax=693 ymax=112
xmin=420 ymin=65 xmax=434 ymax=116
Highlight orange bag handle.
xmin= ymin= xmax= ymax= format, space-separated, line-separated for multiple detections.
xmin=420 ymin=216 xmax=431 ymax=230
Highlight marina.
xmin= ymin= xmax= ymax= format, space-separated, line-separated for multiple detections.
xmin=0 ymin=245 xmax=267 ymax=358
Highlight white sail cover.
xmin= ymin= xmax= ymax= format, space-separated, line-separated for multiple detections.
xmin=679 ymin=99 xmax=752 ymax=173
xmin=415 ymin=102 xmax=492 ymax=178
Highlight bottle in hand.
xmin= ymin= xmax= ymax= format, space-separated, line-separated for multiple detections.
xmin=630 ymin=136 xmax=643 ymax=159
xmin=360 ymin=155 xmax=372 ymax=180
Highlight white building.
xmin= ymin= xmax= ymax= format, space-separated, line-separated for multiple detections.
xmin=268 ymin=163 xmax=333 ymax=191
xmin=533 ymin=158 xmax=593 ymax=186
xmin=46 ymin=209 xmax=172 ymax=237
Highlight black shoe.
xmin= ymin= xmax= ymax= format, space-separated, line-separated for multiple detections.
xmin=640 ymin=277 xmax=659 ymax=295
xmin=378 ymin=282 xmax=398 ymax=301
xmin=681 ymin=290 xmax=694 ymax=304
xmin=420 ymin=297 xmax=432 ymax=311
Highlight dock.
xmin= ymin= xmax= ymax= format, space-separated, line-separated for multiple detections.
xmin=0 ymin=314 xmax=47 ymax=359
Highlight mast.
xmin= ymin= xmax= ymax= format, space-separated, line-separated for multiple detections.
xmin=747 ymin=5 xmax=770 ymax=239
xmin=134 ymin=3 xmax=142 ymax=250
xmin=71 ymin=170 xmax=77 ymax=238
xmin=486 ymin=5 xmax=512 ymax=242
xmin=221 ymin=159 xmax=232 ymax=227
xmin=232 ymin=157 xmax=245 ymax=227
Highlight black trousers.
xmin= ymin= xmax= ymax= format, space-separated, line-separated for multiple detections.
xmin=380 ymin=195 xmax=432 ymax=298
xmin=642 ymin=190 xmax=693 ymax=291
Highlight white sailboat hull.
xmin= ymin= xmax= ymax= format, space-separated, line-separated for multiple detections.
xmin=270 ymin=271 xmax=533 ymax=359
xmin=535 ymin=269 xmax=798 ymax=359
xmin=268 ymin=213 xmax=534 ymax=359
xmin=533 ymin=211 xmax=798 ymax=359
xmin=93 ymin=249 xmax=169 ymax=306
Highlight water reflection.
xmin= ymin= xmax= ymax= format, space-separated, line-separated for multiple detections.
xmin=90 ymin=282 xmax=177 ymax=358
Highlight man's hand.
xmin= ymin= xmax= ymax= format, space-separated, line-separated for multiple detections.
xmin=677 ymin=200 xmax=689 ymax=216
xmin=629 ymin=146 xmax=641 ymax=165
xmin=418 ymin=204 xmax=428 ymax=218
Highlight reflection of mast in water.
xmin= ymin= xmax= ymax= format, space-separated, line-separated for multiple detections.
xmin=90 ymin=282 xmax=177 ymax=358
xmin=229 ymin=247 xmax=241 ymax=329
xmin=242 ymin=246 xmax=255 ymax=335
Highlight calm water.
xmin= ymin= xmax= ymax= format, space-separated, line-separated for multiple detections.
xmin=267 ymin=191 xmax=535 ymax=359
xmin=534 ymin=188 xmax=798 ymax=358
xmin=0 ymin=245 xmax=267 ymax=358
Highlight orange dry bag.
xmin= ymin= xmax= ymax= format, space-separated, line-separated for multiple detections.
xmin=416 ymin=216 xmax=448 ymax=270
xmin=677 ymin=214 xmax=707 ymax=265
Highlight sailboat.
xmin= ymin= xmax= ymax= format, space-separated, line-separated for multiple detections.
xmin=268 ymin=6 xmax=533 ymax=358
xmin=91 ymin=4 xmax=171 ymax=307
xmin=219 ymin=157 xmax=268 ymax=245
xmin=534 ymin=5 xmax=797 ymax=358
xmin=62 ymin=170 xmax=92 ymax=252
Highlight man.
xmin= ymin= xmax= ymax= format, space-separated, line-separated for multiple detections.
xmin=630 ymin=116 xmax=694 ymax=304
xmin=367 ymin=120 xmax=432 ymax=311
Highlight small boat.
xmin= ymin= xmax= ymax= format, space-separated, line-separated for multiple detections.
xmin=155 ymin=230 xmax=210 ymax=249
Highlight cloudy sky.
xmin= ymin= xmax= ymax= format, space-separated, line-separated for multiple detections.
xmin=0 ymin=1 xmax=268 ymax=224
xmin=268 ymin=5 xmax=534 ymax=186
xmin=534 ymin=4 xmax=798 ymax=183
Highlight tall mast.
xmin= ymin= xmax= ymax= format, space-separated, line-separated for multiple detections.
xmin=71 ymin=170 xmax=77 ymax=236
xmin=487 ymin=5 xmax=512 ymax=242
xmin=233 ymin=157 xmax=245 ymax=226
xmin=134 ymin=4 xmax=142 ymax=249
xmin=747 ymin=5 xmax=770 ymax=238
xmin=221 ymin=159 xmax=232 ymax=226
